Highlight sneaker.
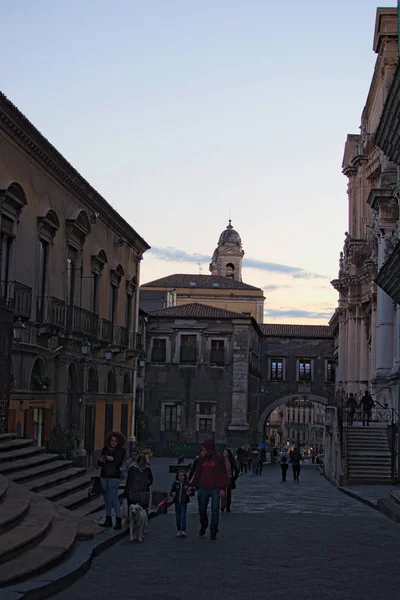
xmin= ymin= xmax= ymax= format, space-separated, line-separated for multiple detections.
xmin=199 ymin=528 xmax=206 ymax=537
xmin=181 ymin=531 xmax=186 ymax=537
xmin=176 ymin=531 xmax=182 ymax=537
xmin=210 ymin=530 xmax=217 ymax=541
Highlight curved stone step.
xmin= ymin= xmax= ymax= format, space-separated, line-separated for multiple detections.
xmin=39 ymin=474 xmax=91 ymax=501
xmin=0 ymin=481 xmax=32 ymax=534
xmin=0 ymin=453 xmax=60 ymax=474
xmin=8 ymin=459 xmax=74 ymax=483
xmin=0 ymin=439 xmax=35 ymax=453
xmin=28 ymin=467 xmax=87 ymax=493
xmin=0 ymin=433 xmax=17 ymax=442
xmin=0 ymin=511 xmax=77 ymax=586
xmin=0 ymin=446 xmax=45 ymax=463
xmin=0 ymin=474 xmax=9 ymax=502
xmin=0 ymin=495 xmax=54 ymax=564
xmin=62 ymin=487 xmax=124 ymax=516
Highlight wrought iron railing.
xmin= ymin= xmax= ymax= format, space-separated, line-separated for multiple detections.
xmin=115 ymin=326 xmax=129 ymax=347
xmin=99 ymin=318 xmax=113 ymax=343
xmin=66 ymin=306 xmax=99 ymax=338
xmin=0 ymin=281 xmax=32 ymax=317
xmin=36 ymin=296 xmax=66 ymax=328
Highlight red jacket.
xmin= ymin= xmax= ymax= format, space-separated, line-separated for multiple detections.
xmin=191 ymin=452 xmax=229 ymax=490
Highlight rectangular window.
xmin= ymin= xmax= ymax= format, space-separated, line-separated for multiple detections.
xmin=104 ymin=403 xmax=114 ymax=437
xmin=210 ymin=340 xmax=224 ymax=365
xmin=38 ymin=241 xmax=47 ymax=300
xmin=165 ymin=405 xmax=177 ymax=431
xmin=120 ymin=403 xmax=128 ymax=438
xmin=109 ymin=284 xmax=117 ymax=324
xmin=199 ymin=418 xmax=212 ymax=433
xmin=270 ymin=359 xmax=283 ymax=380
xmin=67 ymin=258 xmax=75 ymax=306
xmin=151 ymin=338 xmax=166 ymax=362
xmin=126 ymin=293 xmax=132 ymax=331
xmin=299 ymin=360 xmax=312 ymax=381
xmin=327 ymin=360 xmax=335 ymax=382
xmin=180 ymin=334 xmax=197 ymax=364
xmin=91 ymin=273 xmax=99 ymax=314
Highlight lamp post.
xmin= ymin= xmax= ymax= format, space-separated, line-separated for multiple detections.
xmin=76 ymin=338 xmax=92 ymax=465
xmin=13 ymin=318 xmax=26 ymax=343
xmin=104 ymin=346 xmax=113 ymax=361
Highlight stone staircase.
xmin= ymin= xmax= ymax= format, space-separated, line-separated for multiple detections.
xmin=345 ymin=425 xmax=393 ymax=484
xmin=0 ymin=432 xmax=117 ymax=587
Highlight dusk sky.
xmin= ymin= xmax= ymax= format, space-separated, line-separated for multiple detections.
xmin=2 ymin=0 xmax=396 ymax=324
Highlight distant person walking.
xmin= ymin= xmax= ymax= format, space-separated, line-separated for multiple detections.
xmin=346 ymin=393 xmax=358 ymax=427
xmin=361 ymin=391 xmax=374 ymax=426
xmin=237 ymin=447 xmax=247 ymax=475
xmin=98 ymin=432 xmax=126 ymax=530
xmin=259 ymin=446 xmax=267 ymax=474
xmin=189 ymin=439 xmax=228 ymax=541
xmin=290 ymin=447 xmax=302 ymax=482
xmin=221 ymin=448 xmax=239 ymax=513
xmin=251 ymin=447 xmax=260 ymax=475
xmin=280 ymin=454 xmax=289 ymax=482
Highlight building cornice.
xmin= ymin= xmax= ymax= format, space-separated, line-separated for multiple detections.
xmin=375 ymin=61 xmax=400 ymax=162
xmin=0 ymin=92 xmax=150 ymax=254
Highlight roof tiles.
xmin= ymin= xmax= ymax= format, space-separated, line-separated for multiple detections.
xmin=147 ymin=303 xmax=250 ymax=320
xmin=260 ymin=323 xmax=333 ymax=338
xmin=141 ymin=274 xmax=261 ymax=291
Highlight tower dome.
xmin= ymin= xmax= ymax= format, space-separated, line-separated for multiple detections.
xmin=217 ymin=220 xmax=242 ymax=247
xmin=209 ymin=220 xmax=244 ymax=281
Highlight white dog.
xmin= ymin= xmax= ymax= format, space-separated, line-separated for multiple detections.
xmin=129 ymin=503 xmax=148 ymax=542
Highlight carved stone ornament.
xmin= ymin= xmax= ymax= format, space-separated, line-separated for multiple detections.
xmin=384 ymin=222 xmax=399 ymax=262
xmin=37 ymin=209 xmax=60 ymax=244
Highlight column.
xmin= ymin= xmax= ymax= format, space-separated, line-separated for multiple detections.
xmin=375 ymin=235 xmax=394 ymax=377
xmin=228 ymin=323 xmax=249 ymax=443
xmin=347 ymin=312 xmax=356 ymax=393
xmin=370 ymin=302 xmax=377 ymax=382
xmin=338 ymin=309 xmax=347 ymax=386
xmin=359 ymin=315 xmax=369 ymax=387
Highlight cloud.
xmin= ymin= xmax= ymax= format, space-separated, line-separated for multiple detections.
xmin=150 ymin=247 xmax=326 ymax=280
xmin=264 ymin=308 xmax=335 ymax=320
xmin=263 ymin=284 xmax=293 ymax=292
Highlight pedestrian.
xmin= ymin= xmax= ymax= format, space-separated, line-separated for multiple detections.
xmin=361 ymin=390 xmax=374 ymax=426
xmin=98 ymin=431 xmax=126 ymax=529
xmin=290 ymin=447 xmax=302 ymax=482
xmin=251 ymin=447 xmax=260 ymax=475
xmin=189 ymin=439 xmax=228 ymax=541
xmin=259 ymin=446 xmax=267 ymax=474
xmin=125 ymin=453 xmax=153 ymax=510
xmin=237 ymin=446 xmax=247 ymax=474
xmin=346 ymin=393 xmax=358 ymax=427
xmin=170 ymin=469 xmax=192 ymax=538
xmin=221 ymin=448 xmax=239 ymax=513
xmin=280 ymin=454 xmax=289 ymax=482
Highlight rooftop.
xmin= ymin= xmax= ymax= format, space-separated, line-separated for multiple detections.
xmin=147 ymin=302 xmax=250 ymax=320
xmin=141 ymin=274 xmax=261 ymax=291
xmin=260 ymin=323 xmax=333 ymax=339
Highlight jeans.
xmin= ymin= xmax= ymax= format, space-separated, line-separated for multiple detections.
xmin=362 ymin=410 xmax=371 ymax=426
xmin=292 ymin=464 xmax=301 ymax=481
xmin=281 ymin=464 xmax=288 ymax=481
xmin=258 ymin=459 xmax=264 ymax=474
xmin=101 ymin=477 xmax=121 ymax=518
xmin=252 ymin=463 xmax=258 ymax=475
xmin=239 ymin=462 xmax=247 ymax=474
xmin=175 ymin=503 xmax=187 ymax=531
xmin=198 ymin=488 xmax=220 ymax=532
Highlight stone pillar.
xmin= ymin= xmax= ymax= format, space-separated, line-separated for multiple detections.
xmin=228 ymin=322 xmax=249 ymax=446
xmin=338 ymin=309 xmax=347 ymax=387
xmin=370 ymin=302 xmax=377 ymax=382
xmin=359 ymin=314 xmax=369 ymax=388
xmin=375 ymin=235 xmax=394 ymax=377
xmin=347 ymin=311 xmax=356 ymax=393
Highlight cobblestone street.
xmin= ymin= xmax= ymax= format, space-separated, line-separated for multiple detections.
xmin=52 ymin=465 xmax=400 ymax=600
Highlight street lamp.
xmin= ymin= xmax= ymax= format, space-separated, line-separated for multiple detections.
xmin=13 ymin=318 xmax=26 ymax=343
xmin=105 ymin=346 xmax=113 ymax=361
xmin=81 ymin=338 xmax=91 ymax=356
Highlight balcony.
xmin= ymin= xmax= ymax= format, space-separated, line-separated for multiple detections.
xmin=36 ymin=297 xmax=66 ymax=328
xmin=66 ymin=306 xmax=99 ymax=338
xmin=0 ymin=281 xmax=32 ymax=318
xmin=99 ymin=318 xmax=113 ymax=343
xmin=115 ymin=326 xmax=129 ymax=348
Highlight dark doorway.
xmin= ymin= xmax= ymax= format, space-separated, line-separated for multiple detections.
xmin=85 ymin=404 xmax=96 ymax=466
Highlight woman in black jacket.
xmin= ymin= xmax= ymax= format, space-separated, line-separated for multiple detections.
xmin=125 ymin=453 xmax=153 ymax=509
xmin=98 ymin=431 xmax=125 ymax=529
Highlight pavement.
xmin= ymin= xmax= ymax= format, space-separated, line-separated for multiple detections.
xmin=338 ymin=482 xmax=399 ymax=509
xmin=50 ymin=463 xmax=400 ymax=600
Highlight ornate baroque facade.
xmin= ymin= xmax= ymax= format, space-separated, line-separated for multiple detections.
xmin=331 ymin=7 xmax=399 ymax=408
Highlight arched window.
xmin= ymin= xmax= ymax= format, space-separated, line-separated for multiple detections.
xmin=225 ymin=263 xmax=235 ymax=279
xmin=123 ymin=372 xmax=131 ymax=394
xmin=87 ymin=368 xmax=98 ymax=393
xmin=106 ymin=369 xmax=116 ymax=394
xmin=30 ymin=358 xmax=49 ymax=391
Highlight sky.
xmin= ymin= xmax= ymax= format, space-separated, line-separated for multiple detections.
xmin=2 ymin=0 xmax=397 ymax=324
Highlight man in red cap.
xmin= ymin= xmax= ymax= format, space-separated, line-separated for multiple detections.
xmin=189 ymin=439 xmax=228 ymax=540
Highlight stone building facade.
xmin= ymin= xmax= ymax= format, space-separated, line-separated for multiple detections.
xmin=258 ymin=324 xmax=335 ymax=442
xmin=0 ymin=92 xmax=149 ymax=464
xmin=143 ymin=303 xmax=262 ymax=453
xmin=140 ymin=222 xmax=265 ymax=322
xmin=266 ymin=401 xmax=326 ymax=455
xmin=331 ymin=8 xmax=400 ymax=409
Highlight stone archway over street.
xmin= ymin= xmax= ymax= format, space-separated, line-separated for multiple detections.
xmin=257 ymin=393 xmax=329 ymax=438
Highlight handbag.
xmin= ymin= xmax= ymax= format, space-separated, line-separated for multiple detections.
xmin=88 ymin=474 xmax=102 ymax=497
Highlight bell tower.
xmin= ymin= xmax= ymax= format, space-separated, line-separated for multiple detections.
xmin=209 ymin=220 xmax=244 ymax=281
